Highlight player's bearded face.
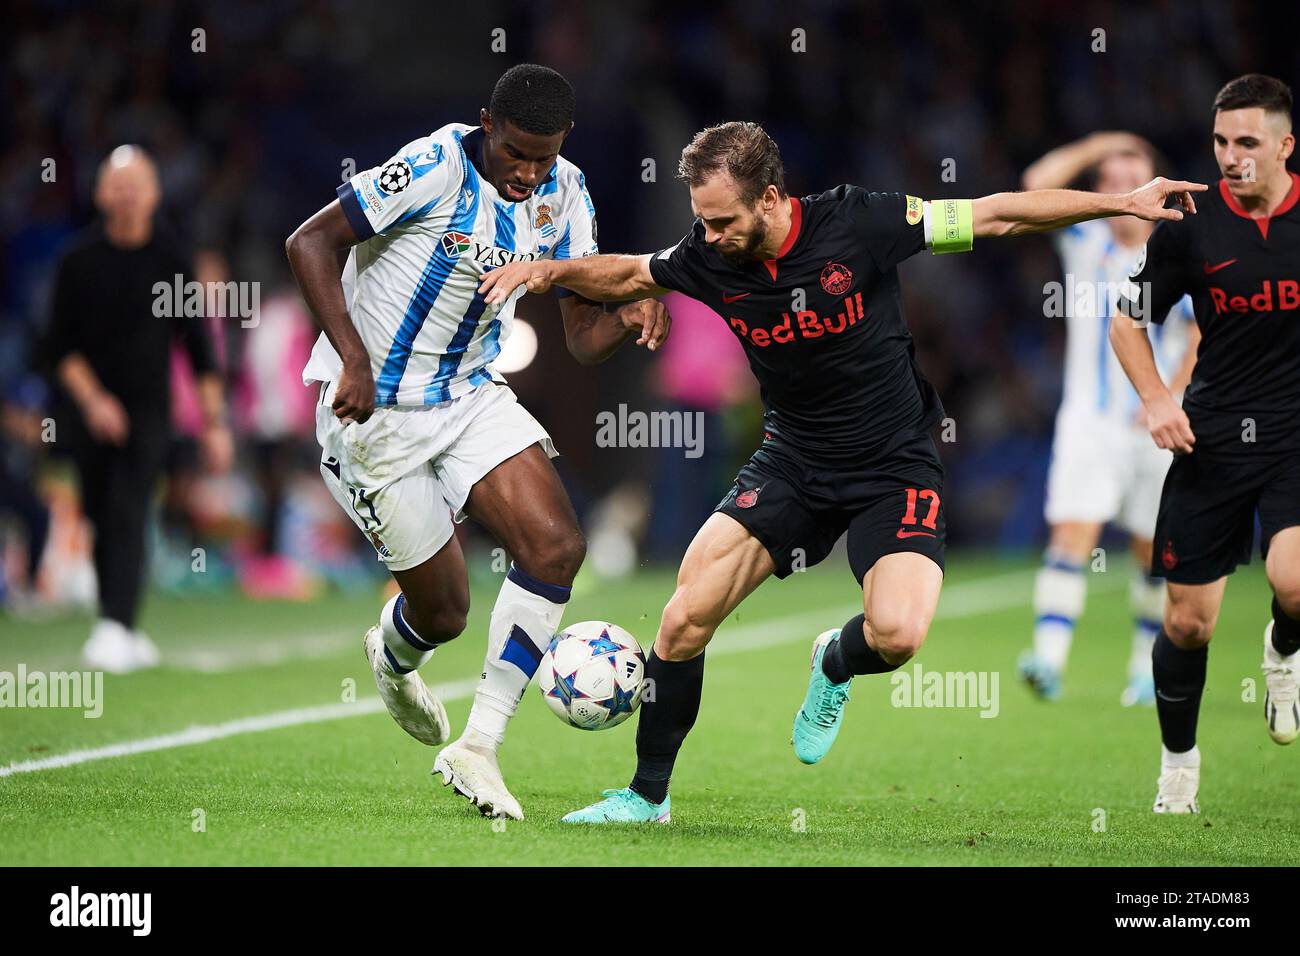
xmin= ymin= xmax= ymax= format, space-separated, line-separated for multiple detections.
xmin=693 ymin=177 xmax=770 ymax=264
xmin=717 ymin=210 xmax=768 ymax=265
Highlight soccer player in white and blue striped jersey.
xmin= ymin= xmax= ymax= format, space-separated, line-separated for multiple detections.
xmin=1017 ymin=133 xmax=1199 ymax=705
xmin=286 ymin=65 xmax=670 ymax=819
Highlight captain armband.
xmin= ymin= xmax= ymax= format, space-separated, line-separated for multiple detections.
xmin=923 ymin=199 xmax=974 ymax=254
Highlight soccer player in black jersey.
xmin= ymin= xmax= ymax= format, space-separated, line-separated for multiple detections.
xmin=482 ymin=121 xmax=1203 ymax=823
xmin=1111 ymin=74 xmax=1300 ymax=814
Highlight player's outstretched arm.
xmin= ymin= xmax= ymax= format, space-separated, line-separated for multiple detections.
xmin=1109 ymin=310 xmax=1195 ymax=454
xmin=285 ymin=200 xmax=373 ymax=423
xmin=970 ymin=177 xmax=1207 ymax=238
xmin=479 ymin=253 xmax=668 ymax=306
xmin=558 ymin=294 xmax=672 ymax=365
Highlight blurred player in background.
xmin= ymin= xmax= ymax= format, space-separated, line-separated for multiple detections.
xmin=1112 ymin=74 xmax=1300 ymax=813
xmin=44 ymin=145 xmax=233 ymax=673
xmin=0 ymin=376 xmax=52 ymax=610
xmin=1017 ymin=133 xmax=1200 ymax=706
xmin=286 ymin=64 xmax=669 ymax=820
xmin=482 ymin=122 xmax=1205 ymax=824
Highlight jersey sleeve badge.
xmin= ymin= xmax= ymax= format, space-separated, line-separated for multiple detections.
xmin=377 ymin=159 xmax=413 ymax=195
xmin=905 ymin=195 xmax=924 ymax=225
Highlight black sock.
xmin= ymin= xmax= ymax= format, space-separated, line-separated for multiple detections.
xmin=629 ymin=650 xmax=704 ymax=805
xmin=820 ymin=613 xmax=902 ymax=684
xmin=1152 ymin=629 xmax=1208 ymax=753
xmin=1271 ymin=597 xmax=1300 ymax=656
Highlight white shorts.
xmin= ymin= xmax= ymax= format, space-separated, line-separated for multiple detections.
xmin=1043 ymin=406 xmax=1172 ymax=539
xmin=316 ymin=380 xmax=557 ymax=571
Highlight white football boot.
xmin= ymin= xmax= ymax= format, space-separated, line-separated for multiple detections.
xmin=82 ymin=619 xmax=144 ymax=674
xmin=363 ymin=626 xmax=450 ymax=746
xmin=1153 ymin=749 xmax=1200 ymax=814
xmin=433 ymin=734 xmax=524 ymax=820
xmin=1262 ymin=621 xmax=1300 ymax=745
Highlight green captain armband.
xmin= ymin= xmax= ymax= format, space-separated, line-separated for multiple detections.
xmin=929 ymin=198 xmax=973 ymax=254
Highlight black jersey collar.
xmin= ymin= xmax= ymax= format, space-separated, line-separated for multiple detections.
xmin=1219 ymin=171 xmax=1300 ymax=240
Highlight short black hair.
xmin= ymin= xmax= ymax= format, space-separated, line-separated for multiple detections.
xmin=1213 ymin=74 xmax=1293 ymax=117
xmin=488 ymin=64 xmax=575 ymax=135
xmin=678 ymin=122 xmax=786 ymax=204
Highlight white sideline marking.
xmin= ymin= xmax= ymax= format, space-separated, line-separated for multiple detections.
xmin=0 ymin=569 xmax=1101 ymax=777
xmin=0 ymin=680 xmax=478 ymax=778
xmin=166 ymin=633 xmax=358 ymax=673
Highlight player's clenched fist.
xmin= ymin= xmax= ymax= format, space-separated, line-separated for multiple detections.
xmin=333 ymin=360 xmax=375 ymax=424
xmin=1143 ymin=393 xmax=1195 ymax=454
xmin=617 ymin=298 xmax=672 ymax=351
xmin=480 ymin=259 xmax=557 ymax=305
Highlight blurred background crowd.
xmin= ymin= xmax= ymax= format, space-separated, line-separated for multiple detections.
xmin=1 ymin=0 xmax=1296 ymax=613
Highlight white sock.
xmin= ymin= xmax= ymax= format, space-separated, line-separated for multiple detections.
xmin=466 ymin=563 xmax=570 ymax=747
xmin=1129 ymin=568 xmax=1165 ymax=681
xmin=1162 ymin=744 xmax=1200 ymax=768
xmin=1032 ymin=553 xmax=1086 ymax=672
xmin=379 ymin=592 xmax=436 ymax=673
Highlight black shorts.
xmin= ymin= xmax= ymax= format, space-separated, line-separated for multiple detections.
xmin=714 ymin=433 xmax=946 ymax=581
xmin=1152 ymin=449 xmax=1300 ymax=584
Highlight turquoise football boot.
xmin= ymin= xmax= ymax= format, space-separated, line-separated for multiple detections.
xmin=792 ymin=629 xmax=852 ymax=765
xmin=1121 ymin=672 xmax=1156 ymax=707
xmin=1016 ymin=649 xmax=1063 ymax=701
xmin=561 ymin=788 xmax=670 ymax=824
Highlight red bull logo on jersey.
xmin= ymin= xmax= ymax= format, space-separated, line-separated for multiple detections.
xmin=726 ymin=292 xmax=865 ymax=348
xmin=820 ymin=262 xmax=853 ymax=295
xmin=1208 ymin=279 xmax=1300 ymax=314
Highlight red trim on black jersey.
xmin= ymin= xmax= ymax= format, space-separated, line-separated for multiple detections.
xmin=763 ymin=197 xmax=803 ymax=281
xmin=1218 ymin=171 xmax=1300 ymax=240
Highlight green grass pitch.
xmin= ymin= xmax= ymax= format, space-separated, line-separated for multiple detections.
xmin=0 ymin=553 xmax=1291 ymax=866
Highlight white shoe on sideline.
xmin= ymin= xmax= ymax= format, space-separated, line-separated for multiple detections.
xmin=82 ymin=619 xmax=146 ymax=674
xmin=129 ymin=630 xmax=161 ymax=669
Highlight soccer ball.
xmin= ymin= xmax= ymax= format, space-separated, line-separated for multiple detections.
xmin=537 ymin=621 xmax=646 ymax=730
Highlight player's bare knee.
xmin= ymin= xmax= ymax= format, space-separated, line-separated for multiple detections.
xmin=871 ymin=621 xmax=926 ymax=664
xmin=514 ymin=528 xmax=586 ymax=586
xmin=657 ymin=589 xmax=715 ymax=660
xmin=1163 ymin=606 xmax=1214 ymax=649
xmin=404 ymin=594 xmax=469 ymax=645
xmin=1273 ymin=581 xmax=1300 ymax=620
